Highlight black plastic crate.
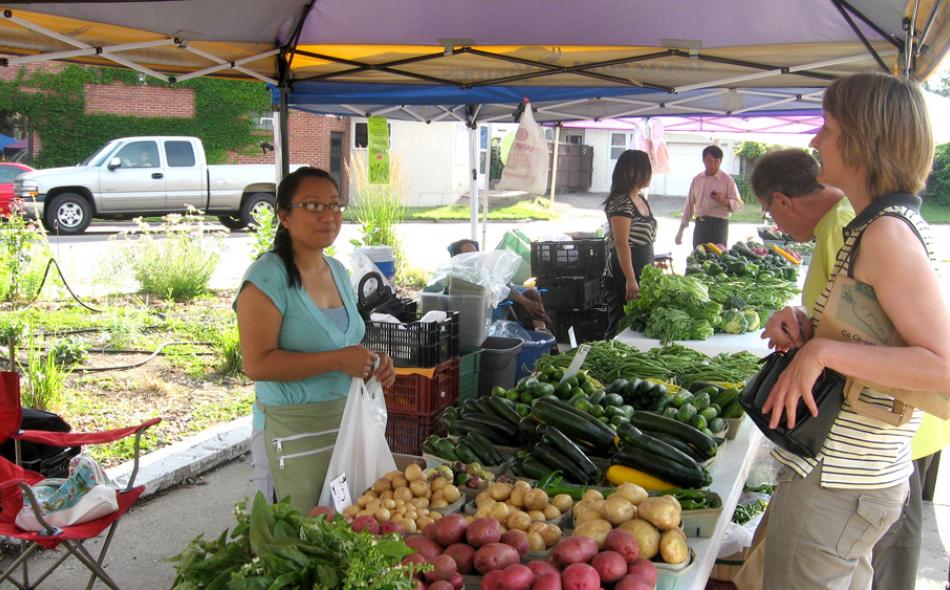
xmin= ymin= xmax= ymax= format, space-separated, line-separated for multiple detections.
xmin=537 ymin=276 xmax=603 ymax=311
xmin=552 ymin=305 xmax=609 ymax=344
xmin=531 ymin=239 xmax=606 ymax=280
xmin=363 ymin=311 xmax=460 ymax=367
xmin=23 ymin=446 xmax=81 ymax=479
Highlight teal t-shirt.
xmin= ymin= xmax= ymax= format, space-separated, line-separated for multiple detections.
xmin=235 ymin=252 xmax=365 ymax=430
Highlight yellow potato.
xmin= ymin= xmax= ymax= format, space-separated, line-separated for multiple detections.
xmin=392 ymin=476 xmax=408 ymax=489
xmin=508 ymin=486 xmax=526 ymax=508
xmin=527 ymin=510 xmax=546 ymax=522
xmin=403 ymin=519 xmax=418 ymax=533
xmin=383 ymin=470 xmax=401 ymax=481
xmin=488 ymin=482 xmax=513 ymax=502
xmin=410 ymin=497 xmax=429 ymax=509
xmin=442 ymin=485 xmax=461 ymax=503
xmin=380 ymin=490 xmax=394 ymax=501
xmin=343 ymin=505 xmax=360 ymax=518
xmin=660 ymin=529 xmax=690 ymax=564
xmin=615 ymin=482 xmax=649 ymax=505
xmin=619 ymin=519 xmax=661 ymax=560
xmin=582 ymin=489 xmax=604 ymax=502
xmin=430 ymin=511 xmax=443 ymax=521
xmin=604 ymin=496 xmax=636 ymax=526
xmin=475 ymin=491 xmax=494 ymax=507
xmin=489 ymin=502 xmax=511 ymax=522
xmin=356 ymin=494 xmax=373 ymax=508
xmin=523 ymin=489 xmax=549 ymax=511
xmin=416 ymin=516 xmax=433 ymax=530
xmin=527 ymin=522 xmax=547 ymax=535
xmin=404 ymin=463 xmax=424 ymax=482
xmin=507 ymin=510 xmax=531 ymax=531
xmin=573 ymin=518 xmax=613 ymax=548
xmin=552 ymin=494 xmax=573 ymax=513
xmin=430 ymin=498 xmax=448 ymax=509
xmin=514 ymin=480 xmax=531 ymax=490
xmin=375 ymin=507 xmax=391 ymax=522
xmin=366 ymin=500 xmax=381 ymax=513
xmin=393 ymin=487 xmax=413 ymax=503
xmin=372 ymin=479 xmax=392 ymax=494
xmin=410 ymin=480 xmax=429 ymax=498
xmin=431 ymin=477 xmax=447 ymax=492
xmin=527 ymin=531 xmax=546 ymax=552
xmin=542 ymin=504 xmax=561 ymax=520
xmin=539 ymin=524 xmax=561 ymax=547
xmin=383 ymin=499 xmax=396 ymax=510
xmin=432 ymin=489 xmax=444 ymax=502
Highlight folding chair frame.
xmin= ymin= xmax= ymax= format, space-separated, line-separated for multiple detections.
xmin=0 ymin=418 xmax=159 ymax=590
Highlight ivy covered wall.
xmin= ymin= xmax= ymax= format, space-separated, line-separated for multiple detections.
xmin=0 ymin=64 xmax=271 ymax=167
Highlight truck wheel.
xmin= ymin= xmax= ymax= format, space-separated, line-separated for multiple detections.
xmin=217 ymin=215 xmax=246 ymax=231
xmin=44 ymin=193 xmax=92 ymax=235
xmin=240 ymin=193 xmax=276 ymax=228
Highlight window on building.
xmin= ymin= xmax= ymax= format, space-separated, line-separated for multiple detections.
xmin=610 ymin=133 xmax=626 ymax=160
xmin=165 ymin=141 xmax=196 ymax=167
xmin=353 ymin=122 xmax=391 ymax=148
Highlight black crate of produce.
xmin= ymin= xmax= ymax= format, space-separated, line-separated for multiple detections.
xmin=531 ymin=239 xmax=606 ymax=280
xmin=384 ymin=357 xmax=460 ymax=415
xmin=385 ymin=412 xmax=445 ymax=456
xmin=363 ymin=311 xmax=460 ymax=367
xmin=537 ymin=276 xmax=603 ymax=310
xmin=552 ymin=305 xmax=609 ymax=344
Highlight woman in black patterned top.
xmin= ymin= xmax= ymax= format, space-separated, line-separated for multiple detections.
xmin=603 ymin=150 xmax=657 ymax=338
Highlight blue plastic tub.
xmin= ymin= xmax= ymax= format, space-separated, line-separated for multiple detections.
xmin=515 ymin=330 xmax=557 ymax=380
xmin=374 ymin=259 xmax=396 ymax=279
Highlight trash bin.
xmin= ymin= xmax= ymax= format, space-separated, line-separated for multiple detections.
xmin=477 ymin=336 xmax=523 ymax=397
xmin=515 ymin=330 xmax=557 ymax=380
xmin=419 ymin=291 xmax=490 ymax=349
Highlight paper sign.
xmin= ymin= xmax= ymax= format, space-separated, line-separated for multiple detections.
xmin=328 ymin=472 xmax=352 ymax=512
xmin=367 ymin=116 xmax=390 ymax=184
xmin=559 ymin=343 xmax=591 ymax=384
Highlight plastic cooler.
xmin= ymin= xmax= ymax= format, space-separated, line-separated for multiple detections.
xmin=419 ymin=292 xmax=490 ymax=349
xmin=515 ymin=330 xmax=557 ymax=380
xmin=476 ymin=336 xmax=523 ymax=397
xmin=357 ymin=246 xmax=396 ymax=279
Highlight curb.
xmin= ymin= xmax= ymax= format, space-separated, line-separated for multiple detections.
xmin=107 ymin=415 xmax=251 ymax=499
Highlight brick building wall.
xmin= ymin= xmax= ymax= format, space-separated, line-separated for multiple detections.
xmin=84 ymin=82 xmax=195 ymax=118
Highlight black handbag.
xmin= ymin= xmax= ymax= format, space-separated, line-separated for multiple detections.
xmin=739 ymin=349 xmax=845 ymax=458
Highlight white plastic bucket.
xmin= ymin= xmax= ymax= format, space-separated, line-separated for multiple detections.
xmin=357 ymin=246 xmax=396 ymax=279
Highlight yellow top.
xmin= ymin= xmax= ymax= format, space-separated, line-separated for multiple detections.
xmin=912 ymin=413 xmax=950 ymax=459
xmin=803 ymin=198 xmax=855 ymax=312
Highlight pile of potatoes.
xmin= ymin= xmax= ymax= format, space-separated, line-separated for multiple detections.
xmin=471 ymin=481 xmax=573 ymax=551
xmin=571 ymin=483 xmax=689 ymax=565
xmin=343 ymin=463 xmax=463 ymax=534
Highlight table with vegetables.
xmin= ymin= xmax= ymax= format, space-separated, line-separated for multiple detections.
xmin=171 ymin=238 xmax=801 ymax=590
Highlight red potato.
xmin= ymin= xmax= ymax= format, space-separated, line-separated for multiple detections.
xmin=560 ymin=563 xmax=600 ymax=590
xmin=450 ymin=572 xmax=464 ymax=590
xmin=444 ymin=543 xmax=476 ymax=575
xmin=433 ymin=514 xmax=469 ymax=547
xmin=482 ymin=570 xmax=505 ymax=590
xmin=527 ymin=561 xmax=560 ymax=578
xmin=467 ymin=517 xmax=504 ymax=547
xmin=406 ymin=535 xmax=443 ymax=560
xmin=412 ymin=579 xmax=425 ymax=590
xmin=604 ymin=529 xmax=640 ymax=563
xmin=552 ymin=537 xmax=599 ymax=569
xmin=308 ymin=506 xmax=336 ymax=520
xmin=430 ymin=582 xmax=454 ymax=590
xmin=380 ymin=521 xmax=405 ymax=536
xmin=425 ymin=554 xmax=458 ymax=583
xmin=532 ymin=572 xmax=563 ymax=590
xmin=424 ymin=522 xmax=439 ymax=541
xmin=590 ymin=551 xmax=627 ymax=584
xmin=499 ymin=563 xmax=536 ymax=590
xmin=615 ymin=575 xmax=653 ymax=590
xmin=626 ymin=559 xmax=657 ymax=586
xmin=351 ymin=515 xmax=379 ymax=535
xmin=501 ymin=529 xmax=530 ymax=557
xmin=474 ymin=543 xmax=521 ymax=574
xmin=402 ymin=552 xmax=426 ymax=567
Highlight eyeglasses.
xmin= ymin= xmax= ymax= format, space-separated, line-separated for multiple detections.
xmin=287 ymin=202 xmax=346 ymax=214
xmin=762 ymin=201 xmax=774 ymax=221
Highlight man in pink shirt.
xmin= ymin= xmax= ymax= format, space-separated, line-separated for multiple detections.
xmin=675 ymin=145 xmax=743 ymax=248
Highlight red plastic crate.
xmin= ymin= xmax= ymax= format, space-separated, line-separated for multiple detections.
xmin=383 ymin=357 xmax=460 ymax=415
xmin=385 ymin=412 xmax=446 ymax=456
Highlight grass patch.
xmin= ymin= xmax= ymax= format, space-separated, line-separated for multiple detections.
xmin=398 ymin=198 xmax=559 ymax=221
xmin=921 ymin=201 xmax=950 ymax=224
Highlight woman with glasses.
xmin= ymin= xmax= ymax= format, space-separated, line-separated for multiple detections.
xmin=235 ymin=166 xmax=395 ymax=512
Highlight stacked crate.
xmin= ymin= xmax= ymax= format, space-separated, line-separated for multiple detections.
xmin=363 ymin=311 xmax=462 ymax=455
xmin=531 ymin=239 xmax=608 ymax=342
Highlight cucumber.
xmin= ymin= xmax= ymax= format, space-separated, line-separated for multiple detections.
xmin=530 ymin=398 xmax=617 ymax=454
xmin=609 ymin=379 xmax=629 ymax=395
xmin=612 ymin=445 xmax=711 ymax=489
xmin=542 ymin=426 xmax=601 ymax=483
xmin=589 ymin=390 xmax=606 ymax=406
xmin=488 ymin=396 xmax=522 ymax=426
xmin=676 ymin=404 xmax=698 ymax=423
xmin=605 ymin=393 xmax=624 ymax=407
xmin=690 ymin=414 xmax=708 ymax=431
xmin=708 ymin=418 xmax=727 ymax=434
xmin=631 ymin=411 xmax=718 ymax=460
xmin=693 ymin=392 xmax=711 ymax=411
xmin=688 ymin=381 xmax=720 ymax=394
xmin=670 ymin=391 xmax=694 ymax=408
xmin=700 ymin=407 xmax=718 ymax=422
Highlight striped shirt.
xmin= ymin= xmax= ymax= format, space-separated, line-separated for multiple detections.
xmin=605 ymin=194 xmax=657 ymax=247
xmin=773 ymin=193 xmax=933 ymax=489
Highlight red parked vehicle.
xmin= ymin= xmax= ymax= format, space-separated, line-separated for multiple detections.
xmin=0 ymin=162 xmax=33 ymax=215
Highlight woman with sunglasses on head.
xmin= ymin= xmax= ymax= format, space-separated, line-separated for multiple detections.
xmin=235 ymin=167 xmax=395 ymax=513
xmin=758 ymin=73 xmax=949 ymax=590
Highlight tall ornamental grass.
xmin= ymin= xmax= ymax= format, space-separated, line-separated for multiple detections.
xmin=347 ymin=151 xmax=408 ymax=263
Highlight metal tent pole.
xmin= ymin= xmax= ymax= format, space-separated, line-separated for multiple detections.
xmin=549 ymin=123 xmax=561 ymax=202
xmin=469 ymin=125 xmax=478 ymax=241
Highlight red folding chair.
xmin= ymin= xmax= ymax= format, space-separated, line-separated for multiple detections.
xmin=0 ymin=371 xmax=161 ymax=589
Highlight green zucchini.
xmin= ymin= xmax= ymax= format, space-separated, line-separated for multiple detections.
xmin=459 ymin=414 xmax=519 ymax=439
xmin=465 ymin=432 xmax=504 ymax=465
xmin=612 ymin=445 xmax=711 ymax=489
xmin=531 ymin=398 xmax=617 ymax=454
xmin=454 ymin=439 xmax=480 ymax=463
xmin=519 ymin=417 xmax=542 ymax=443
xmin=532 ymin=442 xmax=590 ymax=484
xmin=514 ymin=456 xmax=554 ymax=480
xmin=474 ymin=396 xmax=496 ymax=417
xmin=454 ymin=420 xmax=509 ymax=445
xmin=542 ymin=426 xmax=601 ymax=483
xmin=487 ymin=396 xmax=522 ymax=426
xmin=616 ymin=423 xmax=704 ymax=470
xmin=649 ymin=431 xmax=704 ymax=463
xmin=423 ymin=435 xmax=441 ymax=456
xmin=608 ymin=378 xmax=629 ymax=395
xmin=631 ymin=411 xmax=718 ymax=460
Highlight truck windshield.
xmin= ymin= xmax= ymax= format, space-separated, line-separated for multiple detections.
xmin=81 ymin=141 xmax=120 ymax=166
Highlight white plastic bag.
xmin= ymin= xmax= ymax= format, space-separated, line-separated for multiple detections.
xmin=16 ymin=454 xmax=118 ymax=532
xmin=319 ymin=376 xmax=397 ymax=510
xmin=497 ymin=101 xmax=550 ymax=195
xmin=427 ymin=250 xmax=521 ymax=308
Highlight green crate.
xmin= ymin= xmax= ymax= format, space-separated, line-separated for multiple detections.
xmin=459 ymin=348 xmax=482 ymax=404
xmin=495 ymin=230 xmax=533 ymax=285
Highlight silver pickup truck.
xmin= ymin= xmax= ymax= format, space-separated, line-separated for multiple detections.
xmin=15 ymin=136 xmax=300 ymax=235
